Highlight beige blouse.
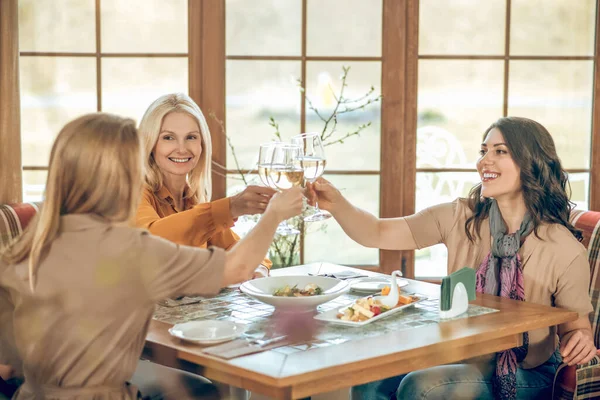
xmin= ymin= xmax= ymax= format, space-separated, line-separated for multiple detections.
xmin=405 ymin=198 xmax=593 ymax=369
xmin=0 ymin=214 xmax=225 ymax=399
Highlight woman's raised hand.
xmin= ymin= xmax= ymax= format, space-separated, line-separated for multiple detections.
xmin=229 ymin=185 xmax=277 ymax=218
xmin=305 ymin=177 xmax=342 ymax=212
xmin=265 ymin=186 xmax=304 ymax=222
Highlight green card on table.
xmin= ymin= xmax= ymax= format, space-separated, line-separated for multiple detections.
xmin=440 ymin=267 xmax=476 ymax=311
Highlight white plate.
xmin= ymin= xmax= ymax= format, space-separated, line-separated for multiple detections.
xmin=168 ymin=320 xmax=246 ymax=345
xmin=240 ymin=275 xmax=350 ymax=308
xmin=350 ymin=277 xmax=409 ymax=294
xmin=314 ymin=296 xmax=424 ymax=327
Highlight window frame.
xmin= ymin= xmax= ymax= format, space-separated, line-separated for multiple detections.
xmin=7 ymin=0 xmax=600 ymax=278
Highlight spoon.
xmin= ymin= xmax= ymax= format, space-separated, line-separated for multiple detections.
xmin=372 ymin=270 xmax=402 ymax=308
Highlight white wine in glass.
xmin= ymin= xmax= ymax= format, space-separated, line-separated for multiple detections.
xmin=298 ymin=157 xmax=326 ymax=182
xmin=266 ymin=143 xmax=304 ymax=189
xmin=291 ymin=132 xmax=331 ymax=222
xmin=267 ymin=164 xmax=305 ymax=190
xmin=257 ymin=143 xmax=300 ymax=236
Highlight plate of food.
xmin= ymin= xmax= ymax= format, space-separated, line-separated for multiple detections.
xmin=314 ymin=292 xmax=423 ymax=326
xmin=239 ymin=275 xmax=350 ymax=308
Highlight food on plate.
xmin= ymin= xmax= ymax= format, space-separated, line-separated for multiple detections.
xmin=381 ymin=285 xmax=402 ymax=296
xmin=397 ymin=294 xmax=419 ymax=305
xmin=336 ymin=293 xmax=419 ymax=322
xmin=273 ymin=283 xmax=323 ymax=297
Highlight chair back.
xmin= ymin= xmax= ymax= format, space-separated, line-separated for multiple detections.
xmin=571 ymin=210 xmax=600 ymax=346
xmin=0 ymin=203 xmax=40 ymax=250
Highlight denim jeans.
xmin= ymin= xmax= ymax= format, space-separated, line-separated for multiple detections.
xmin=351 ymin=350 xmax=561 ymax=400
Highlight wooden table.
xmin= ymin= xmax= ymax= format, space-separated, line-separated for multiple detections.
xmin=144 ymin=263 xmax=577 ymax=399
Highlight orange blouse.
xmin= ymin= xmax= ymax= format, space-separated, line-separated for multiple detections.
xmin=135 ymin=186 xmax=271 ymax=269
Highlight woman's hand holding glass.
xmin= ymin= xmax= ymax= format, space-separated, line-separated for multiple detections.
xmin=229 ymin=185 xmax=276 ymax=218
xmin=265 ymin=186 xmax=305 ymax=222
xmin=305 ymin=177 xmax=342 ymax=213
xmin=291 ymin=132 xmax=331 ymax=222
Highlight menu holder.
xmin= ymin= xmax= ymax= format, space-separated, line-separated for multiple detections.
xmin=439 ymin=267 xmax=476 ymax=319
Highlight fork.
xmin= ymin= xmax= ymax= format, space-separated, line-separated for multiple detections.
xmin=248 ymin=335 xmax=287 ymax=347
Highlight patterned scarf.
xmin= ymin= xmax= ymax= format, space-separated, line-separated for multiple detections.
xmin=475 ymin=199 xmax=532 ymax=400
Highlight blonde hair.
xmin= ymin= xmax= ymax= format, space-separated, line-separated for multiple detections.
xmin=138 ymin=93 xmax=212 ymax=204
xmin=1 ymin=113 xmax=142 ymax=291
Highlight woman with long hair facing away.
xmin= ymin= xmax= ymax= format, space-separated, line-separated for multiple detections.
xmin=308 ymin=117 xmax=596 ymax=400
xmin=0 ymin=113 xmax=303 ymax=399
xmin=136 ymin=93 xmax=275 ymax=278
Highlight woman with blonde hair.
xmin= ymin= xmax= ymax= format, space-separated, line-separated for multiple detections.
xmin=0 ymin=113 xmax=303 ymax=399
xmin=136 ymin=93 xmax=275 ymax=278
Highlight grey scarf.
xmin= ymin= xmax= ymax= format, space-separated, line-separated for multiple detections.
xmin=475 ymin=199 xmax=533 ymax=399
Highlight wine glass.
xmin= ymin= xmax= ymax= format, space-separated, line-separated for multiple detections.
xmin=257 ymin=142 xmax=300 ymax=236
xmin=291 ymin=132 xmax=331 ymax=222
xmin=266 ymin=143 xmax=304 ymax=190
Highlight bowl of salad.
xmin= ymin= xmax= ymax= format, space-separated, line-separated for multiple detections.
xmin=239 ymin=275 xmax=350 ymax=308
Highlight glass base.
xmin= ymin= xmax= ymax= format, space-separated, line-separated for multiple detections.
xmin=304 ymin=210 xmax=332 ymax=222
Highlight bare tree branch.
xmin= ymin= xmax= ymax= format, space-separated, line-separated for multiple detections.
xmin=323 ymin=122 xmax=371 ymax=147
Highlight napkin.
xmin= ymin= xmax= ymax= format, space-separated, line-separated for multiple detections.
xmin=440 ymin=267 xmax=476 ymax=311
xmin=158 ymin=296 xmax=205 ymax=308
xmin=203 ymin=337 xmax=294 ymax=359
xmin=310 ymin=271 xmax=367 ymax=280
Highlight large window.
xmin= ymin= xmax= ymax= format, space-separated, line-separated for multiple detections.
xmin=225 ymin=0 xmax=383 ymax=266
xmin=13 ymin=0 xmax=600 ymax=278
xmin=415 ymin=0 xmax=597 ymax=277
xmin=18 ymin=0 xmax=189 ymax=201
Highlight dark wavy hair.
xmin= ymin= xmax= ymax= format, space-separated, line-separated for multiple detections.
xmin=465 ymin=116 xmax=582 ymax=242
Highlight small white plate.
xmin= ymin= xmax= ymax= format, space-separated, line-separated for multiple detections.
xmin=314 ymin=296 xmax=424 ymax=327
xmin=350 ymin=277 xmax=409 ymax=294
xmin=168 ymin=320 xmax=246 ymax=345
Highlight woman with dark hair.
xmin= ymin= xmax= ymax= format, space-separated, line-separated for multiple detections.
xmin=307 ymin=117 xmax=596 ymax=400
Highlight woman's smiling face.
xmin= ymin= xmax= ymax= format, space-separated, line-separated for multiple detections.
xmin=476 ymin=127 xmax=522 ymax=200
xmin=152 ymin=112 xmax=202 ymax=179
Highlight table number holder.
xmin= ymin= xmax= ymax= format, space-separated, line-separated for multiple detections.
xmin=439 ymin=267 xmax=476 ymax=319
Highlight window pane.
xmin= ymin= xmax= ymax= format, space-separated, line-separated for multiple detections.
xmin=102 ymin=58 xmax=188 ymax=122
xmin=415 ymin=172 xmax=480 ymax=278
xmin=226 ymin=0 xmax=301 ymax=56
xmin=226 ymin=60 xmax=301 ymax=170
xmin=511 ymin=0 xmax=596 ymax=56
xmin=419 ymin=0 xmax=505 ymax=55
xmin=19 ymin=0 xmax=95 ymax=52
xmin=305 ymin=62 xmax=381 ymax=170
xmin=23 ymin=170 xmax=47 ymax=203
xmin=508 ymin=61 xmax=593 ymax=169
xmin=20 ymin=57 xmax=97 ymax=167
xmin=417 ymin=60 xmax=504 ymax=168
xmin=569 ymin=173 xmax=589 ymax=211
xmin=307 ymin=0 xmax=382 ymax=57
xmin=101 ymin=0 xmax=187 ymax=53
xmin=305 ymin=175 xmax=379 ymax=265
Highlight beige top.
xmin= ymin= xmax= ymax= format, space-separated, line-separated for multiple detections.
xmin=0 ymin=214 xmax=225 ymax=399
xmin=405 ymin=198 xmax=593 ymax=369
